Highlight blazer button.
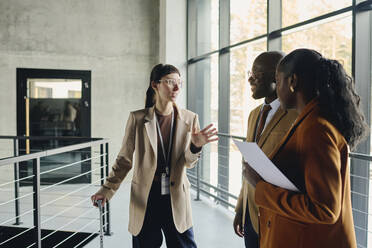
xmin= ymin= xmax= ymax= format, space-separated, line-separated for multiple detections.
xmin=170 ymin=182 xmax=175 ymax=186
xmin=267 ymin=220 xmax=271 ymax=228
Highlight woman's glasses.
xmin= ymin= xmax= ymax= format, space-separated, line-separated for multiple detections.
xmin=159 ymin=79 xmax=183 ymax=89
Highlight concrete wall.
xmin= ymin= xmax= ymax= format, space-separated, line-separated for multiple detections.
xmin=0 ymin=0 xmax=159 ymax=168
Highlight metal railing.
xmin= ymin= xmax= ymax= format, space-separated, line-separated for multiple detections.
xmin=187 ymin=133 xmax=244 ymax=208
xmin=187 ymin=132 xmax=372 ymax=246
xmin=0 ymin=136 xmax=111 ymax=248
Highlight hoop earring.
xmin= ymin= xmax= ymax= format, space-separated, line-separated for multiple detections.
xmin=289 ymin=86 xmax=295 ymax=93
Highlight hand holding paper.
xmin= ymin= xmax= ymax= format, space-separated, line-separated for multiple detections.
xmin=233 ymin=140 xmax=299 ymax=192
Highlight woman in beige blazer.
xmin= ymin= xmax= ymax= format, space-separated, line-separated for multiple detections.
xmin=91 ymin=64 xmax=218 ymax=248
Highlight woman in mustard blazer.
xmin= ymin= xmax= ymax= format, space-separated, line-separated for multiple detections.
xmin=91 ymin=64 xmax=218 ymax=248
xmin=244 ymin=49 xmax=368 ymax=248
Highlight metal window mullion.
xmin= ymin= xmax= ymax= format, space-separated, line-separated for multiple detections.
xmin=188 ymin=33 xmax=267 ymax=64
xmin=218 ymin=0 xmax=230 ymax=207
xmin=352 ymin=1 xmax=372 ymax=247
xmin=187 ymin=0 xmax=197 ymax=59
xmin=267 ymin=0 xmax=282 ymax=51
xmin=219 ymin=0 xmax=230 ymax=49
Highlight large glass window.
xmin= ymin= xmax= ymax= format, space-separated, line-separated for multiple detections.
xmin=188 ymin=1 xmax=371 ymax=245
xmin=282 ymin=13 xmax=352 ymax=74
xmin=188 ymin=0 xmax=219 ymax=58
xmin=230 ymin=0 xmax=267 ymax=44
xmin=282 ymin=0 xmax=352 ymax=27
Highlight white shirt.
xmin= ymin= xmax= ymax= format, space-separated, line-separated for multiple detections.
xmin=260 ymin=98 xmax=281 ymax=132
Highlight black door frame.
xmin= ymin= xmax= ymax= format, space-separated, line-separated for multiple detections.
xmin=16 ymin=68 xmax=92 ymax=185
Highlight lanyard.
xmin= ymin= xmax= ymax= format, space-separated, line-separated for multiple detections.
xmin=155 ymin=110 xmax=174 ymax=176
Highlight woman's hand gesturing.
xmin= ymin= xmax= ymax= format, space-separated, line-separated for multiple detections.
xmin=191 ymin=124 xmax=218 ymax=148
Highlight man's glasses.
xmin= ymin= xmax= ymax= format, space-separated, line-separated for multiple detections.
xmin=159 ymin=79 xmax=183 ymax=89
xmin=247 ymin=70 xmax=265 ymax=81
xmin=247 ymin=70 xmax=275 ymax=81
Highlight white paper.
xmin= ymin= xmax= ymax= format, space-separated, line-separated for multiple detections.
xmin=233 ymin=139 xmax=300 ymax=192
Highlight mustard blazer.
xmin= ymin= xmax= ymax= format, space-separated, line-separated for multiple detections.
xmin=97 ymin=105 xmax=201 ymax=236
xmin=235 ymin=104 xmax=297 ymax=233
xmin=255 ymin=99 xmax=357 ymax=248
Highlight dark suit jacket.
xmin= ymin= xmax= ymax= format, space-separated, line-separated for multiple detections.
xmin=255 ymin=99 xmax=357 ymax=248
xmin=235 ymin=103 xmax=297 ymax=233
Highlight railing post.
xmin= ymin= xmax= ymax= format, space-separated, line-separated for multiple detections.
xmin=13 ymin=138 xmax=21 ymax=225
xmin=195 ymin=160 xmax=201 ymax=201
xmin=32 ymin=158 xmax=41 ymax=248
xmin=100 ymin=144 xmax=105 ymax=186
xmin=99 ymin=144 xmax=106 ymax=233
xmin=105 ymin=142 xmax=112 ymax=235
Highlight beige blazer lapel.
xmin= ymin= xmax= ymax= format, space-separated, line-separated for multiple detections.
xmin=257 ymin=107 xmax=287 ymax=147
xmin=247 ymin=107 xmax=261 ymax=142
xmin=144 ymin=106 xmax=157 ymax=158
xmin=171 ymin=106 xmax=190 ymax=167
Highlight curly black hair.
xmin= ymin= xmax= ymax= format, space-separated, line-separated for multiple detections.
xmin=278 ymin=48 xmax=368 ymax=150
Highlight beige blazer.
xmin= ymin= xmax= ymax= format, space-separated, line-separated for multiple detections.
xmin=235 ymin=104 xmax=297 ymax=233
xmin=97 ymin=105 xmax=201 ymax=236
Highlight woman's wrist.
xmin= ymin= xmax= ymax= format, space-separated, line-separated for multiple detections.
xmin=190 ymin=143 xmax=202 ymax=153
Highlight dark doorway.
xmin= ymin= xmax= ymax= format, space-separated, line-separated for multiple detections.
xmin=17 ymin=68 xmax=91 ymax=185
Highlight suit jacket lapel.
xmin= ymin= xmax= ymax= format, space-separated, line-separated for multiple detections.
xmin=171 ymin=106 xmax=189 ymax=167
xmin=257 ymin=107 xmax=287 ymax=147
xmin=247 ymin=107 xmax=261 ymax=142
xmin=144 ymin=107 xmax=157 ymax=158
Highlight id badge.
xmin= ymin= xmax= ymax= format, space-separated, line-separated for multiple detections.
xmin=161 ymin=173 xmax=170 ymax=195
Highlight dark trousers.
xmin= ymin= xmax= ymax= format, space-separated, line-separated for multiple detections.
xmin=132 ymin=182 xmax=197 ymax=248
xmin=244 ymin=205 xmax=259 ymax=248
